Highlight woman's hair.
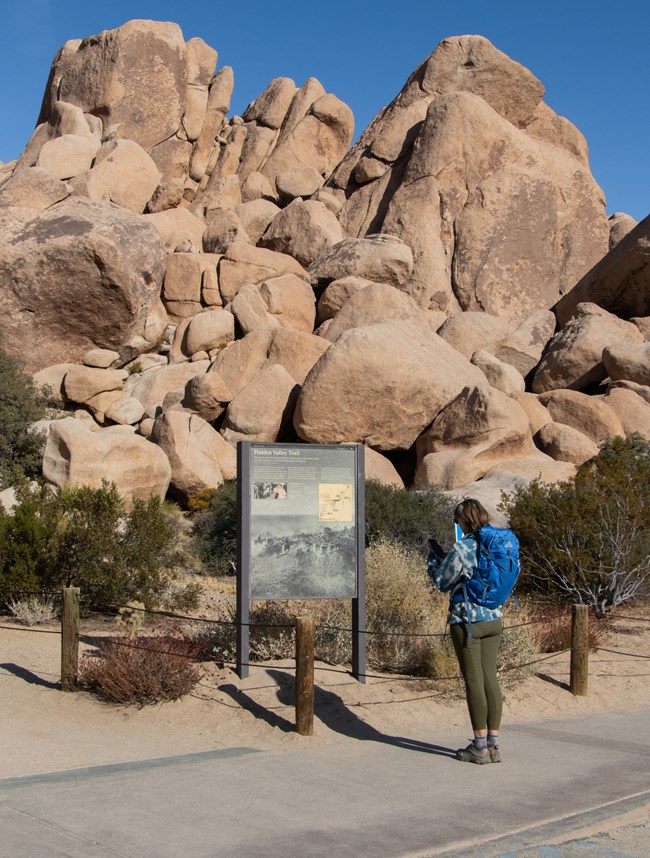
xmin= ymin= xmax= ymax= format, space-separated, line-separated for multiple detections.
xmin=454 ymin=498 xmax=490 ymax=533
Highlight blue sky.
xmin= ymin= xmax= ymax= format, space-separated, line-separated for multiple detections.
xmin=1 ymin=1 xmax=647 ymax=221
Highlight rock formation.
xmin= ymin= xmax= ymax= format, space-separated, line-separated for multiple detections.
xmin=1 ymin=20 xmax=647 ymax=509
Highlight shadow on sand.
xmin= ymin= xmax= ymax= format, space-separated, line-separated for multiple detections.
xmin=0 ymin=662 xmax=60 ymax=689
xmin=220 ymin=669 xmax=457 ymax=760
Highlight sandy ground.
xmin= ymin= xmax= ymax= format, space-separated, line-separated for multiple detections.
xmin=1 ymin=605 xmax=649 ymax=780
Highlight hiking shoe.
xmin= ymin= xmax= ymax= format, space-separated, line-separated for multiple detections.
xmin=488 ymin=746 xmax=502 ymax=763
xmin=456 ymin=742 xmax=489 ymax=765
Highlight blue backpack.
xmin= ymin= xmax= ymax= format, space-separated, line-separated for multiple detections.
xmin=465 ymin=525 xmax=520 ymax=609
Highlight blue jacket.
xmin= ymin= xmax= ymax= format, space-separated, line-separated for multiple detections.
xmin=427 ymin=532 xmax=503 ymax=626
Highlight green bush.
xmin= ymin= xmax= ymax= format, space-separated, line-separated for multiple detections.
xmin=0 ymin=482 xmax=200 ymax=610
xmin=0 ymin=344 xmax=48 ymax=488
xmin=365 ymin=479 xmax=456 ymax=552
xmin=190 ymin=481 xmax=238 ymax=576
xmin=502 ymin=434 xmax=650 ymax=614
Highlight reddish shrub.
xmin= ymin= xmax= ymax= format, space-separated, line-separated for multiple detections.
xmin=79 ymin=635 xmax=203 ymax=705
xmin=533 ymin=604 xmax=610 ymax=653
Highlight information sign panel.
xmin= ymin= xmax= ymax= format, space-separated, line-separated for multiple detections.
xmin=246 ymin=444 xmax=358 ymax=599
xmin=237 ymin=442 xmax=366 ymax=681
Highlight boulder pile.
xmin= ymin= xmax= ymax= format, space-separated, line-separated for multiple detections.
xmin=1 ymin=21 xmax=648 ymax=510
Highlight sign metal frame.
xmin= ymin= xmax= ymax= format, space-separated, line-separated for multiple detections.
xmin=236 ymin=442 xmax=366 ymax=682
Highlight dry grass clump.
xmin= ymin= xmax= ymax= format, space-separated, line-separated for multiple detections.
xmin=78 ymin=634 xmax=203 ymax=705
xmin=8 ymin=595 xmax=57 ymax=626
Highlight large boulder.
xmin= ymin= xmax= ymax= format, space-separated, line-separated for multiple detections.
xmin=150 ymin=411 xmax=236 ymax=504
xmin=261 ymin=93 xmax=354 ymax=187
xmin=221 ymin=364 xmax=300 ymax=444
xmin=470 ymin=350 xmax=525 ymax=396
xmin=385 ymin=94 xmax=607 ymax=320
xmin=365 ymin=447 xmax=405 ymax=489
xmin=417 ymin=384 xmax=533 ymax=459
xmin=209 ymin=330 xmax=274 ymax=398
xmin=600 ymin=387 xmax=650 ymax=440
xmin=316 ymin=276 xmax=374 ymax=323
xmin=42 ymin=417 xmax=171 ymax=506
xmin=555 ymin=214 xmax=650 ymax=325
xmin=231 ymin=284 xmax=279 ymax=335
xmin=309 ymin=236 xmax=414 ymax=290
xmin=322 ymin=282 xmax=423 ymax=343
xmin=0 ymin=166 xmax=71 ymax=212
xmin=243 ymin=77 xmax=298 ymax=130
xmin=601 ymin=342 xmax=650 ymax=387
xmin=36 ymin=134 xmax=99 ymax=180
xmin=0 ymin=197 xmax=167 ymax=372
xmin=532 ymin=304 xmax=644 ymax=393
xmin=144 ymin=207 xmax=207 ymax=252
xmin=79 ymin=139 xmax=161 ymax=213
xmin=258 ymin=274 xmax=316 ymax=333
xmin=259 ymin=199 xmax=343 ymax=268
xmin=537 ymin=389 xmax=625 ymax=444
xmin=608 ymin=212 xmax=638 ymax=250
xmin=331 ymin=36 xmax=608 ymax=323
xmin=534 ymin=422 xmax=599 ymax=466
xmin=294 ymin=319 xmax=485 ymax=450
xmin=183 ymin=371 xmax=233 ymax=422
xmin=263 ymin=327 xmax=330 ymax=384
xmin=184 ymin=309 xmax=235 ymax=356
xmin=436 ymin=312 xmax=510 ymax=360
xmin=39 ymin=20 xmax=188 ymax=152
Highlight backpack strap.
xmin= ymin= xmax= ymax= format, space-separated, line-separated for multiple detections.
xmin=462 ymin=580 xmax=472 ymax=643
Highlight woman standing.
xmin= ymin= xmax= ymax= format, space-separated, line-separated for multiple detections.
xmin=428 ymin=498 xmax=504 ymax=765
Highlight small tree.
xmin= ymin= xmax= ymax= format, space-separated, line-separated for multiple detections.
xmin=502 ymin=435 xmax=650 ymax=613
xmin=0 ymin=344 xmax=47 ymax=488
xmin=0 ymin=482 xmax=199 ymax=609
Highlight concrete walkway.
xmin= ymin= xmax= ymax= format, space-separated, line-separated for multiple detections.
xmin=1 ymin=709 xmax=649 ymax=858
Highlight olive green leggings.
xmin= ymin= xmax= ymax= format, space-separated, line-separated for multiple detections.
xmin=450 ymin=619 xmax=503 ymax=732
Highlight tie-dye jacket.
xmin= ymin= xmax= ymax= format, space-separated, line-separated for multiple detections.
xmin=427 ymin=532 xmax=503 ymax=626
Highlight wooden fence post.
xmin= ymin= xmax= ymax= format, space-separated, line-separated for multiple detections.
xmin=61 ymin=587 xmax=80 ymax=692
xmin=295 ymin=616 xmax=314 ymax=736
xmin=570 ymin=604 xmax=589 ymax=696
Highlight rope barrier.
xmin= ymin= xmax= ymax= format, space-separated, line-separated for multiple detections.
xmin=596 ymin=647 xmax=650 ymax=660
xmin=98 ymin=601 xmax=632 ymax=641
xmin=0 ymin=623 xmax=60 ymax=634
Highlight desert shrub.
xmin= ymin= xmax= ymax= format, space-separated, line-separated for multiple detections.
xmin=8 ymin=594 xmax=57 ymax=626
xmin=0 ymin=343 xmax=48 ymax=488
xmin=0 ymin=482 xmax=200 ymax=610
xmin=365 ymin=480 xmax=456 ymax=552
xmin=78 ymin=634 xmax=203 ymax=705
xmin=502 ymin=434 xmax=650 ymax=614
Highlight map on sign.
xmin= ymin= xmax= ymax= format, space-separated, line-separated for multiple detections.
xmin=319 ymin=483 xmax=353 ymax=522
